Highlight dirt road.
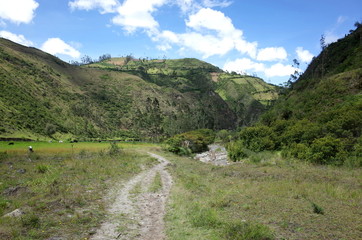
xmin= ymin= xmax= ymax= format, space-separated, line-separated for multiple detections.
xmin=91 ymin=153 xmax=172 ymax=240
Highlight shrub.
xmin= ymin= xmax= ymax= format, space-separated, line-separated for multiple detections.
xmin=108 ymin=142 xmax=122 ymax=156
xmin=283 ymin=143 xmax=309 ymax=160
xmin=226 ymin=141 xmax=249 ymax=162
xmin=239 ymin=126 xmax=276 ymax=152
xmin=307 ymin=136 xmax=345 ymax=164
xmin=165 ymin=129 xmax=215 ymax=155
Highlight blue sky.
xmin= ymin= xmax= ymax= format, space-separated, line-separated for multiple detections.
xmin=0 ymin=0 xmax=361 ymax=85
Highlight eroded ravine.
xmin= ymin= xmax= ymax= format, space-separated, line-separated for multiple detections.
xmin=91 ymin=153 xmax=172 ymax=240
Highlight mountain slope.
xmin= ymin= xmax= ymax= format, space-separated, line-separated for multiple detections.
xmin=0 ymin=38 xmax=278 ymax=140
xmin=229 ymin=25 xmax=362 ymax=165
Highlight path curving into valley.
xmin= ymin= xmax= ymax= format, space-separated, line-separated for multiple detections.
xmin=91 ymin=152 xmax=173 ymax=240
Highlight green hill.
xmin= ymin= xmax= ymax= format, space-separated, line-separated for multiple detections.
xmin=228 ymin=25 xmax=362 ymax=166
xmin=0 ymin=38 xmax=277 ymax=141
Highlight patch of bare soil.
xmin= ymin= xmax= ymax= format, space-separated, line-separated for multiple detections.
xmin=91 ymin=153 xmax=172 ymax=240
xmin=194 ymin=144 xmax=229 ymax=166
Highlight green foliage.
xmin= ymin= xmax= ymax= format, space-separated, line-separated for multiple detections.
xmin=223 ymin=221 xmax=275 ymax=240
xmin=21 ymin=214 xmax=41 ymax=228
xmin=36 ymin=164 xmax=49 ymax=174
xmin=108 ymin=142 xmax=122 ymax=156
xmin=226 ymin=26 xmax=362 ymax=166
xmin=165 ymin=129 xmax=215 ymax=155
xmin=226 ymin=140 xmax=249 ymax=162
xmin=190 ymin=203 xmax=221 ymax=228
xmin=238 ymin=126 xmax=276 ymax=152
xmin=311 ymin=202 xmax=325 ymax=215
xmin=307 ymin=136 xmax=346 ymax=165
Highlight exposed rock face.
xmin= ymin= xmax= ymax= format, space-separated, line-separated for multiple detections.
xmin=194 ymin=144 xmax=229 ymax=166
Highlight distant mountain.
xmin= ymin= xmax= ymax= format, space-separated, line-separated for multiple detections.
xmin=0 ymin=38 xmax=278 ymax=141
xmin=230 ymin=25 xmax=362 ymax=165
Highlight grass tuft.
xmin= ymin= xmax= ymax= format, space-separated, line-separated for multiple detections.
xmin=149 ymin=172 xmax=163 ymax=192
xmin=223 ymin=221 xmax=275 ymax=240
xmin=311 ymin=202 xmax=325 ymax=215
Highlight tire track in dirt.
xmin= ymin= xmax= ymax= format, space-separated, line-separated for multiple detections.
xmin=91 ymin=152 xmax=172 ymax=240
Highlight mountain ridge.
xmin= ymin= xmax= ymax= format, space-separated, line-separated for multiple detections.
xmin=0 ymin=38 xmax=277 ymax=141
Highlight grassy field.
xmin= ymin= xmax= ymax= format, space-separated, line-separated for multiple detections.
xmin=1 ymin=142 xmax=361 ymax=239
xmin=158 ymin=150 xmax=362 ymax=240
xmin=0 ymin=141 xmax=159 ymax=239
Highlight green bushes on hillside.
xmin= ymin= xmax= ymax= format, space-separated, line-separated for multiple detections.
xmin=165 ymin=129 xmax=215 ymax=155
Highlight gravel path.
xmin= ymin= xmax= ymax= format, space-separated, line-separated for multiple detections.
xmin=91 ymin=153 xmax=172 ymax=240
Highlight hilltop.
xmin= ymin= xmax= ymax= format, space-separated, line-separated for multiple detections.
xmin=0 ymin=38 xmax=278 ymax=141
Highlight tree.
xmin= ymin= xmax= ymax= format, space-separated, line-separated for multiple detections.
xmin=98 ymin=54 xmax=111 ymax=62
xmin=81 ymin=55 xmax=94 ymax=65
xmin=320 ymin=34 xmax=327 ymax=78
xmin=320 ymin=34 xmax=327 ymax=50
xmin=286 ymin=59 xmax=301 ymax=88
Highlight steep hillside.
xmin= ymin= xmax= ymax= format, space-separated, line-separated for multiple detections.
xmin=87 ymin=56 xmax=278 ymax=127
xmin=214 ymin=73 xmax=279 ymax=126
xmin=228 ymin=25 xmax=362 ymax=166
xmin=0 ymin=38 xmax=277 ymax=140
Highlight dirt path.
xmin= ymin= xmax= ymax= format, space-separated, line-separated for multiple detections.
xmin=91 ymin=153 xmax=172 ymax=240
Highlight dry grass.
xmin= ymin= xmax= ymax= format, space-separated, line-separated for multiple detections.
xmin=0 ymin=142 xmax=158 ymax=239
xmin=161 ymin=150 xmax=362 ymax=240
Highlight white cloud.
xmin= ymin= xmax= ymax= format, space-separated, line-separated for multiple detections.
xmin=296 ymin=47 xmax=314 ymax=63
xmin=257 ymin=47 xmax=287 ymax=61
xmin=112 ymin=0 xmax=167 ymax=33
xmin=186 ymin=7 xmax=236 ymax=35
xmin=41 ymin=38 xmax=81 ymax=58
xmin=264 ymin=63 xmax=297 ymax=77
xmin=337 ymin=16 xmax=346 ymax=24
xmin=0 ymin=31 xmax=34 ymax=46
xmin=324 ymin=30 xmax=339 ymax=44
xmin=202 ymin=0 xmax=232 ymax=8
xmin=223 ymin=58 xmax=299 ymax=78
xmin=156 ymin=8 xmax=258 ymax=59
xmin=323 ymin=16 xmax=347 ymax=45
xmin=69 ymin=0 xmax=118 ymax=14
xmin=176 ymin=0 xmax=194 ymax=13
xmin=223 ymin=58 xmax=264 ymax=74
xmin=0 ymin=0 xmax=39 ymax=24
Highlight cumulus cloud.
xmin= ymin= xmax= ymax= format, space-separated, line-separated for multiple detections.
xmin=0 ymin=0 xmax=39 ymax=24
xmin=223 ymin=58 xmax=299 ymax=78
xmin=257 ymin=47 xmax=287 ymax=61
xmin=223 ymin=58 xmax=264 ymax=74
xmin=0 ymin=31 xmax=34 ymax=46
xmin=112 ymin=0 xmax=167 ymax=33
xmin=156 ymin=8 xmax=257 ymax=59
xmin=296 ymin=47 xmax=314 ymax=63
xmin=41 ymin=38 xmax=81 ymax=58
xmin=186 ymin=7 xmax=237 ymax=35
xmin=69 ymin=0 xmax=118 ymax=14
xmin=264 ymin=63 xmax=297 ymax=77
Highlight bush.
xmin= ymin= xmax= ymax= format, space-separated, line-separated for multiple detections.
xmin=307 ymin=136 xmax=346 ymax=164
xmin=239 ymin=126 xmax=276 ymax=152
xmin=226 ymin=141 xmax=249 ymax=162
xmin=165 ymin=129 xmax=215 ymax=155
xmin=108 ymin=142 xmax=122 ymax=156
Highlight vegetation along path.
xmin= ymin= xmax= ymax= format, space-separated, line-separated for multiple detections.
xmin=91 ymin=153 xmax=173 ymax=240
